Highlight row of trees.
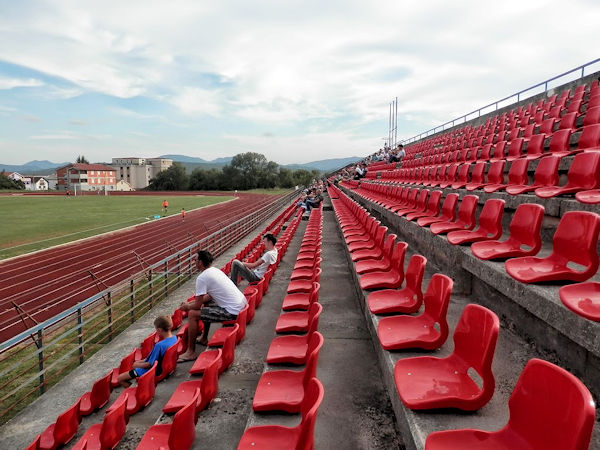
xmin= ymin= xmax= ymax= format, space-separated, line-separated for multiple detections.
xmin=0 ymin=172 xmax=25 ymax=190
xmin=147 ymin=152 xmax=320 ymax=191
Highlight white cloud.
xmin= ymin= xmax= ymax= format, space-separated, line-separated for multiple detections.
xmin=170 ymin=87 xmax=223 ymax=116
xmin=0 ymin=76 xmax=44 ymax=90
xmin=29 ymin=133 xmax=78 ymax=140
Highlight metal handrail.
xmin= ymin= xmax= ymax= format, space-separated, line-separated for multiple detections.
xmin=399 ymin=58 xmax=600 ymax=145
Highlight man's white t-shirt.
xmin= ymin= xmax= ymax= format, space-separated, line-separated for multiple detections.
xmin=253 ymin=249 xmax=278 ymax=278
xmin=195 ymin=267 xmax=247 ymax=315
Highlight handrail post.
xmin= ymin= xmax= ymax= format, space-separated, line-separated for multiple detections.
xmin=149 ymin=269 xmax=154 ymax=307
xmin=129 ymin=279 xmax=135 ymax=323
xmin=77 ymin=308 xmax=84 ymax=364
xmin=38 ymin=330 xmax=44 ymax=394
xmin=107 ymin=291 xmax=113 ymax=341
xmin=177 ymin=254 xmax=181 ymax=287
xmin=164 ymin=259 xmax=168 ymax=297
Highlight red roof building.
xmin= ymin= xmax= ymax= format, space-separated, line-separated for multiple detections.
xmin=56 ymin=163 xmax=117 ymax=192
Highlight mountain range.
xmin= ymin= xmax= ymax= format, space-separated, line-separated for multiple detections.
xmin=0 ymin=155 xmax=362 ymax=175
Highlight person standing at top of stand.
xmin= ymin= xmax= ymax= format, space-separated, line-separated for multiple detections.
xmin=229 ymin=233 xmax=278 ymax=287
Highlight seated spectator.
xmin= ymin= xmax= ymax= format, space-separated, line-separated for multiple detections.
xmin=178 ymin=250 xmax=247 ymax=361
xmin=354 ymin=163 xmax=367 ymax=180
xmin=397 ymin=144 xmax=406 ymax=162
xmin=307 ymin=188 xmax=323 ymax=209
xmin=117 ymin=315 xmax=177 ymax=387
xmin=230 ymin=233 xmax=278 ymax=287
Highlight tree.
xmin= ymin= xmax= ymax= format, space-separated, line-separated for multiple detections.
xmin=148 ymin=163 xmax=189 ymax=190
xmin=0 ymin=172 xmax=25 ymax=190
xmin=277 ymin=167 xmax=295 ymax=188
xmin=76 ymin=155 xmax=89 ymax=164
xmin=292 ymin=169 xmax=315 ymax=187
xmin=229 ymin=152 xmax=269 ymax=190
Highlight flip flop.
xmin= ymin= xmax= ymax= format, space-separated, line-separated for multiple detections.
xmin=177 ymin=356 xmax=196 ymax=363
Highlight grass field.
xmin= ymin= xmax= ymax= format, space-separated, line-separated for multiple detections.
xmin=0 ymin=195 xmax=233 ymax=259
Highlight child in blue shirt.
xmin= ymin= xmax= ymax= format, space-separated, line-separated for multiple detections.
xmin=117 ymin=315 xmax=177 ymax=387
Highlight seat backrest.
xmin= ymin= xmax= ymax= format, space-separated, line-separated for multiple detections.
xmin=90 ymin=371 xmax=112 ymax=409
xmin=302 ymin=332 xmax=324 ymax=387
xmin=552 ymin=211 xmax=600 ymax=273
xmin=139 ymin=333 xmax=155 ymax=359
xmin=425 ymin=190 xmax=442 ymax=214
xmin=507 ymin=158 xmax=529 ymax=186
xmin=583 ymin=106 xmax=600 ymax=126
xmin=422 ymin=274 xmax=453 ymax=343
xmin=171 ymin=308 xmax=183 ymax=330
xmin=558 ymin=111 xmax=577 ymax=130
xmin=470 ymin=161 xmax=485 ymax=183
xmin=235 ymin=304 xmax=249 ymax=344
xmin=478 ymin=199 xmax=505 ymax=234
xmin=577 ymin=123 xmax=600 ymax=150
xmin=507 ymin=359 xmax=595 ymax=450
xmin=445 ymin=163 xmax=458 ymax=181
xmin=414 ymin=189 xmax=429 ymax=209
xmin=493 ymin=141 xmax=507 ymax=159
xmin=136 ymin=362 xmax=157 ymax=408
xmin=452 ymin=304 xmax=499 ymax=393
xmin=221 ymin=324 xmax=239 ymax=371
xmin=156 ymin=340 xmax=179 ymax=382
xmin=168 ymin=389 xmax=199 ymax=450
xmin=53 ymin=398 xmax=81 ymax=446
xmin=533 ymin=155 xmax=560 ymax=187
xmin=457 ymin=195 xmax=478 ymax=226
xmin=526 ymin=133 xmax=545 ymax=157
xmin=479 ymin=144 xmax=492 ymax=160
xmin=404 ymin=255 xmax=427 ymax=302
xmin=564 ymin=151 xmax=600 ymax=189
xmin=312 ymin=268 xmax=322 ymax=283
xmin=306 ymin=302 xmax=323 ymax=336
xmin=308 ymin=282 xmax=321 ymax=306
xmin=486 ymin=160 xmax=505 ymax=184
xmin=539 ymin=118 xmax=557 ymax=135
xmin=456 ymin=163 xmax=471 ymax=181
xmin=381 ymin=233 xmax=397 ymax=258
xmin=391 ymin=242 xmax=408 ymax=281
xmin=406 ymin=188 xmax=418 ymax=206
xmin=548 ymin=129 xmax=572 ymax=154
xmin=508 ymin=203 xmax=544 ymax=252
xmin=297 ymin=378 xmax=325 ymax=450
xmin=507 ymin=138 xmax=524 ymax=158
xmin=439 ymin=193 xmax=459 ymax=220
xmin=100 ymin=392 xmax=128 ymax=449
xmin=201 ymin=349 xmax=221 ymax=410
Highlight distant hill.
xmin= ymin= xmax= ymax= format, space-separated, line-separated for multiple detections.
xmin=282 ymin=157 xmax=362 ymax=172
xmin=0 ymin=160 xmax=69 ymax=174
xmin=160 ymin=154 xmax=234 ymax=164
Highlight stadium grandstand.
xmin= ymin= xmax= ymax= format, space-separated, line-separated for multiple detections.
xmin=2 ymin=63 xmax=600 ymax=450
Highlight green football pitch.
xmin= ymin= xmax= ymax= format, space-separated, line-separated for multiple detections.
xmin=0 ymin=195 xmax=234 ymax=259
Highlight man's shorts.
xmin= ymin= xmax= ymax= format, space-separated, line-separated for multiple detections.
xmin=200 ymin=301 xmax=238 ymax=322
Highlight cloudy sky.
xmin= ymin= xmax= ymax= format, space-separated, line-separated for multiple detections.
xmin=0 ymin=0 xmax=599 ymax=165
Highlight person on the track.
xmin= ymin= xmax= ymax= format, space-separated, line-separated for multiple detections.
xmin=229 ymin=233 xmax=278 ymax=287
xmin=177 ymin=250 xmax=247 ymax=362
xmin=162 ymin=199 xmax=169 ymax=216
xmin=181 ymin=208 xmax=186 ymax=221
xmin=117 ymin=315 xmax=177 ymax=387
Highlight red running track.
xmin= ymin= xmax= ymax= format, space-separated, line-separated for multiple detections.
xmin=0 ymin=193 xmax=282 ymax=342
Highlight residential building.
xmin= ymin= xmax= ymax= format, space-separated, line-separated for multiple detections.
xmin=56 ymin=163 xmax=117 ymax=192
xmin=26 ymin=176 xmax=49 ymax=191
xmin=110 ymin=157 xmax=173 ymax=189
xmin=4 ymin=172 xmax=32 ymax=189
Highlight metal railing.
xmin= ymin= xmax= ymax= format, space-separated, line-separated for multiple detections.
xmin=399 ymin=58 xmax=600 ymax=145
xmin=0 ymin=189 xmax=298 ymax=424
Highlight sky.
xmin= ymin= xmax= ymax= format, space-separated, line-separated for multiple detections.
xmin=0 ymin=0 xmax=599 ymax=166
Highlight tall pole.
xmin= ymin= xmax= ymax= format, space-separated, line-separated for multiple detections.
xmin=388 ymin=102 xmax=392 ymax=149
xmin=394 ymin=97 xmax=398 ymax=147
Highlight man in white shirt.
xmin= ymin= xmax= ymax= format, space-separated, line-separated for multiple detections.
xmin=178 ymin=250 xmax=247 ymax=361
xmin=229 ymin=233 xmax=278 ymax=287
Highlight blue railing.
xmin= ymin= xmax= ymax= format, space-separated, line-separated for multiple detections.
xmin=400 ymin=58 xmax=600 ymax=144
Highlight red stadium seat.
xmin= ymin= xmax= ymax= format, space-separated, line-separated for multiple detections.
xmin=134 ymin=333 xmax=157 ymax=361
xmin=471 ymin=203 xmax=544 ymax=260
xmin=267 ymin=303 xmax=323 ymax=365
xmin=558 ymin=111 xmax=577 ymax=131
xmin=252 ymin=332 xmax=323 ymax=413
xmin=490 ymin=141 xmax=507 ymax=162
xmin=425 ymin=359 xmax=596 ymax=450
xmin=505 ymin=211 xmax=600 ymax=283
xmin=281 ymin=282 xmax=320 ymax=311
xmin=397 ymin=189 xmax=429 ymax=217
xmin=38 ymin=398 xmax=82 ymax=450
xmin=190 ymin=324 xmax=238 ymax=375
xmin=394 ymin=304 xmax=499 ymax=410
xmin=367 ymin=255 xmax=427 ymax=314
xmin=154 ymin=339 xmax=179 ymax=383
xmin=355 ymin=233 xmax=397 ymax=274
xmin=110 ymin=349 xmax=136 ymax=389
xmin=164 ymin=349 xmax=221 ymax=415
xmin=108 ymin=362 xmax=156 ymax=417
xmin=238 ymin=378 xmax=324 ymax=450
xmin=138 ymin=389 xmax=199 ymax=450
xmin=521 ymin=133 xmax=546 ymax=160
xmin=451 ymin=163 xmax=472 ymax=189
xmin=535 ymin=151 xmax=600 ymax=198
xmin=439 ymin=164 xmax=459 ymax=188
xmin=359 ymin=241 xmax=408 ymax=290
xmin=275 ymin=300 xmax=322 ymax=334
xmin=505 ymin=155 xmax=560 ymax=195
xmin=290 ymin=257 xmax=322 ymax=281
xmin=506 ymin=138 xmax=525 ymax=161
xmin=78 ymin=371 xmax=112 ymax=416
xmin=576 ymin=189 xmax=600 ymax=204
xmin=377 ymin=273 xmax=452 ymax=350
xmin=176 ymin=324 xmax=189 ymax=356
xmin=417 ymin=193 xmax=459 ymax=227
xmin=447 ymin=199 xmax=505 ymax=245
xmin=71 ymin=393 xmax=128 ymax=450
xmin=25 ymin=435 xmax=40 ymax=450
xmin=430 ymin=195 xmax=478 ymax=235
xmin=583 ymin=106 xmax=600 ymax=126
xmin=208 ymin=305 xmax=248 ymax=346
xmin=464 ymin=161 xmax=486 ymax=191
xmin=577 ymin=123 xmax=600 ymax=150
xmin=171 ymin=308 xmax=183 ymax=330
xmin=406 ymin=190 xmax=442 ymax=221
xmin=548 ymin=129 xmax=574 ymax=156
xmin=243 ymin=288 xmax=257 ymax=323
xmin=392 ymin=188 xmax=419 ymax=213
xmin=559 ymin=282 xmax=600 ymax=322
xmin=287 ymin=268 xmax=322 ymax=294
xmin=484 ymin=158 xmax=527 ymax=193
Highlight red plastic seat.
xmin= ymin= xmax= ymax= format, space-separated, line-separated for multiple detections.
xmin=439 ymin=164 xmax=458 ymax=188
xmin=559 ymin=282 xmax=600 ymax=322
xmin=39 ymin=399 xmax=82 ymax=450
xmin=78 ymin=371 xmax=112 ymax=416
xmin=535 ymin=151 xmax=600 ymax=198
xmin=110 ymin=349 xmax=136 ymax=389
xmin=252 ymin=332 xmax=323 ymax=413
xmin=394 ymin=304 xmax=499 ymax=410
xmin=359 ymin=241 xmax=408 ymax=290
xmin=176 ymin=324 xmax=189 ymax=356
xmin=281 ymin=282 xmax=320 ymax=311
xmin=417 ymin=193 xmax=458 ymax=227
xmin=154 ymin=339 xmax=179 ymax=383
xmin=275 ymin=300 xmax=322 ymax=333
xmin=25 ymin=435 xmax=40 ymax=450
xmin=171 ymin=308 xmax=183 ymax=330
xmin=430 ymin=195 xmax=478 ymax=235
xmin=505 ymin=211 xmax=600 ymax=283
xmin=108 ymin=362 xmax=156 ymax=417
xmin=576 ymin=189 xmax=600 ymax=204
xmin=583 ymin=106 xmax=600 ymax=126
xmin=190 ymin=324 xmax=238 ymax=375
xmin=355 ymin=233 xmax=397 ymax=274
xmin=208 ymin=305 xmax=248 ymax=346
xmin=134 ymin=333 xmax=157 ymax=361
xmin=287 ymin=268 xmax=322 ymax=294
xmin=238 ymin=378 xmax=324 ymax=450
xmin=243 ymin=288 xmax=257 ymax=323
xmin=377 ymin=273 xmax=453 ymax=350
xmin=397 ymin=189 xmax=429 ymax=217
xmin=577 ymin=123 xmax=600 ymax=150
xmin=425 ymin=359 xmax=596 ymax=450
xmin=489 ymin=141 xmax=507 ymax=162
xmin=484 ymin=158 xmax=527 ymax=193
xmin=464 ymin=161 xmax=486 ymax=191
xmin=138 ymin=389 xmax=199 ymax=450
xmin=71 ymin=393 xmax=128 ymax=450
xmin=406 ymin=190 xmax=442 ymax=221
xmin=451 ymin=163 xmax=472 ymax=189
xmin=472 ymin=203 xmax=544 ymax=260
xmin=290 ymin=257 xmax=322 ymax=281
xmin=164 ymin=349 xmax=221 ymax=415
xmin=447 ymin=199 xmax=505 ymax=245
xmin=521 ymin=133 xmax=546 ymax=160
xmin=505 ymin=138 xmax=525 ymax=161
xmin=267 ymin=303 xmax=323 ymax=364
xmin=506 ymin=155 xmax=559 ymax=195
xmin=367 ymin=255 xmax=426 ymax=315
